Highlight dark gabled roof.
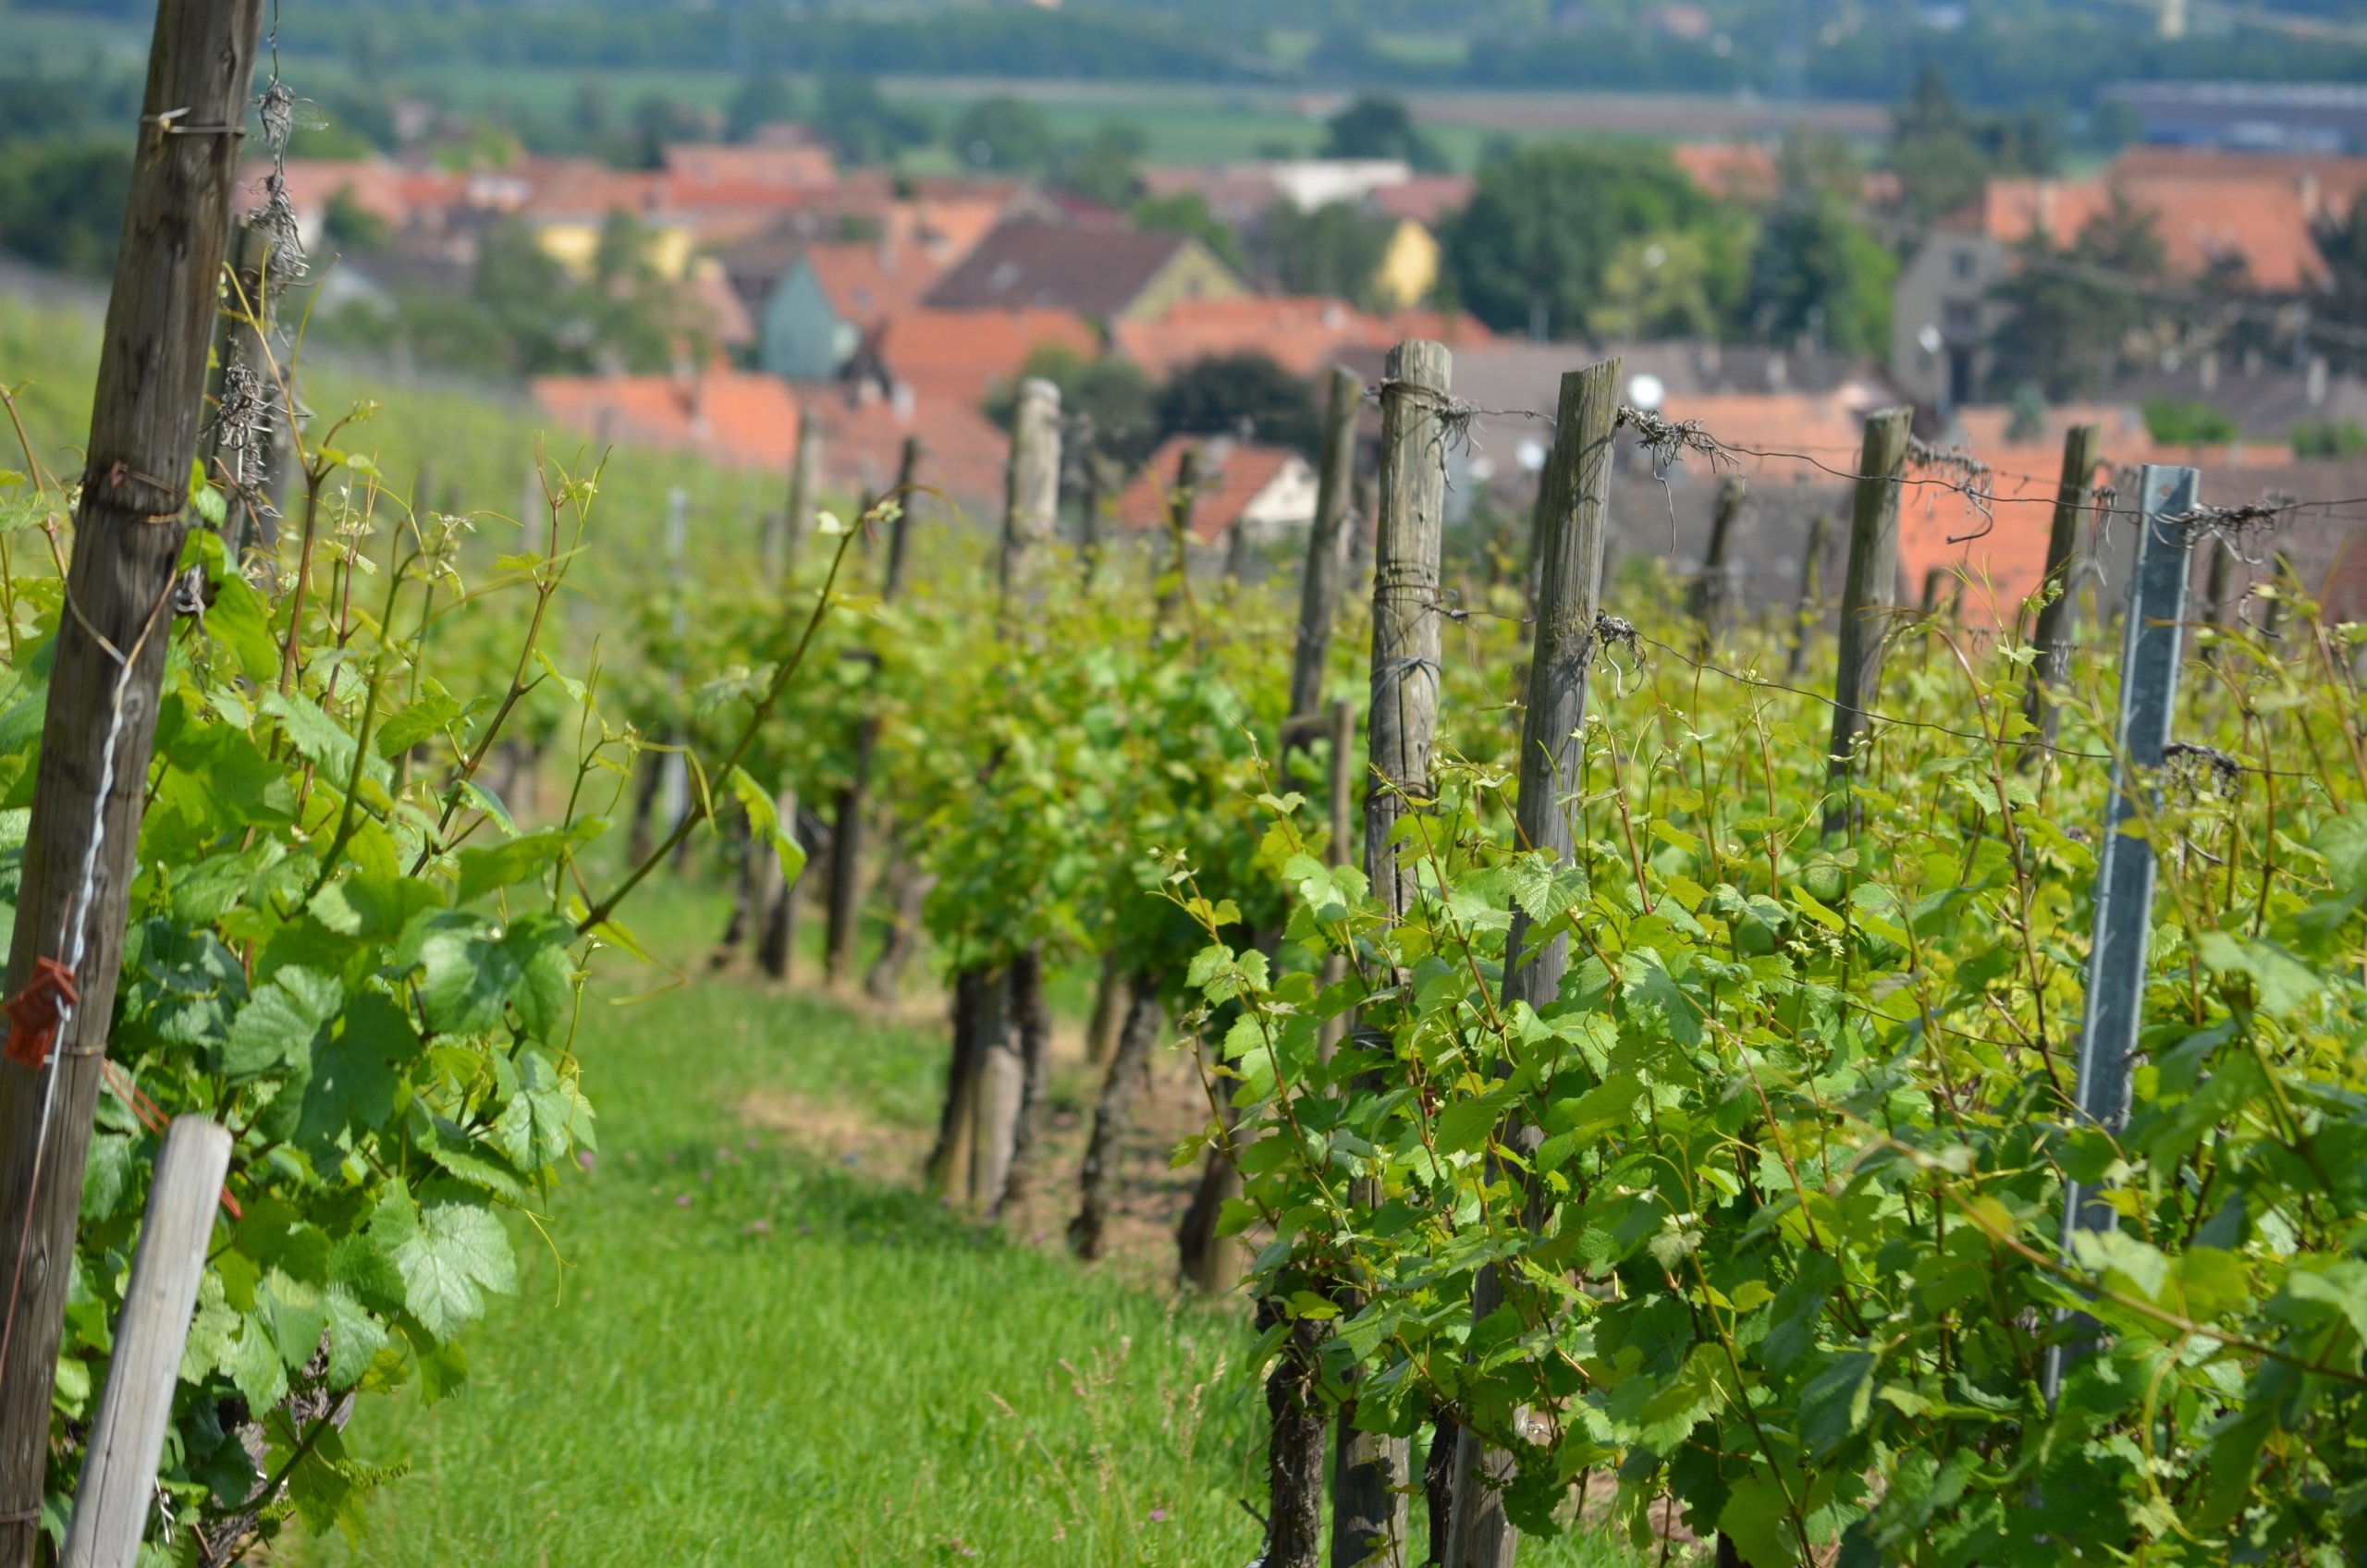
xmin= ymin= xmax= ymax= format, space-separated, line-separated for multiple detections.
xmin=922 ymin=222 xmax=1207 ymax=318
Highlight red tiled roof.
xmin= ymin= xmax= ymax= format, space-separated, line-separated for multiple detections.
xmin=237 ymin=157 xmax=467 ymax=227
xmin=530 ymin=370 xmax=801 ymax=472
xmin=803 ymin=241 xmax=947 ymax=328
xmin=1949 ymin=176 xmax=2329 ymax=292
xmin=1114 ymin=295 xmax=1389 ymax=382
xmin=2109 ymin=144 xmax=2367 ymax=223
xmin=869 ymin=308 xmax=1100 ymax=404
xmin=659 ymin=143 xmax=838 ymax=199
xmin=1371 ymin=175 xmax=1475 ymax=227
xmin=806 ymin=386 xmax=1012 ymax=512
xmin=1671 ymin=143 xmax=1779 ymax=205
xmin=1115 ymin=435 xmax=1304 ymax=541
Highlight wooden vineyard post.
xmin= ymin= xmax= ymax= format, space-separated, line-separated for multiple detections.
xmin=824 ymin=443 xmax=920 ymax=987
xmin=1821 ymin=406 xmax=1913 ymax=838
xmin=1319 ymin=695 xmax=1355 ymax=1058
xmin=756 ymin=786 xmax=803 ymax=980
xmin=1444 ymin=359 xmax=1620 ymax=1568
xmin=779 ymin=406 xmax=817 ymax=582
xmin=0 ymin=0 xmax=266 ymax=1553
xmin=2022 ymin=423 xmax=2100 ymax=756
xmin=1079 ymin=451 xmax=1115 ymax=587
xmin=881 ymin=435 xmax=921 ymax=600
xmin=1687 ymin=472 xmax=1746 ymax=645
xmin=1156 ymin=447 xmax=1201 ymax=628
xmin=60 ymin=1121 xmax=232 ymax=1568
xmin=1000 ymin=377 xmax=1061 ymax=614
xmin=1289 ymin=366 xmax=1363 ymax=744
xmin=1785 ymin=509 xmax=1834 ymax=681
xmin=1334 ymin=338 xmax=1452 ymax=1568
xmin=2045 ymin=464 xmax=2199 ymax=1404
xmin=1067 ymin=982 xmax=1165 ymax=1260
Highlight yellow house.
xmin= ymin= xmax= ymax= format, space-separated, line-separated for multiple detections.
xmin=532 ymin=219 xmax=697 ymax=280
xmin=1371 ymin=217 xmax=1440 ymax=311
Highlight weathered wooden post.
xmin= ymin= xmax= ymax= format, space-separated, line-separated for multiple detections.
xmin=881 ymin=434 xmax=921 ymax=599
xmin=1318 ymin=694 xmax=1355 ymax=1059
xmin=2021 ymin=423 xmax=2099 ymax=755
xmin=1784 ymin=508 xmax=1834 ymax=681
xmin=1289 ymin=366 xmax=1363 ymax=741
xmin=779 ymin=406 xmax=818 ymax=582
xmin=755 ymin=786 xmax=803 ymax=980
xmin=1068 ymin=979 xmax=1165 ymax=1259
xmin=1155 ymin=446 xmax=1202 ymax=628
xmin=1444 ymin=359 xmax=1620 ymax=1568
xmin=60 ymin=1121 xmax=232 ymax=1568
xmin=1079 ymin=451 xmax=1115 ymax=587
xmin=1687 ymin=472 xmax=1746 ymax=645
xmin=1334 ymin=339 xmax=1452 ymax=1568
xmin=1821 ymin=406 xmax=1914 ymax=838
xmin=2045 ymin=463 xmax=2200 ymax=1403
xmin=966 ymin=965 xmax=1024 ymax=1208
xmin=0 ymin=2 xmax=266 ymax=1554
xmin=1000 ymin=377 xmax=1061 ymax=614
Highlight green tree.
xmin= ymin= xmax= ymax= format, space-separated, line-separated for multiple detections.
xmin=0 ymin=141 xmax=134 ymax=276
xmin=1890 ymin=63 xmax=2058 ymax=226
xmin=951 ymin=95 xmax=1056 ymax=174
xmin=725 ymin=68 xmax=798 ymax=142
xmin=1588 ymin=230 xmax=1735 ymax=341
xmin=322 ymin=184 xmax=391 ymax=254
xmin=1323 ymin=92 xmax=1446 ymax=173
xmin=1133 ymin=191 xmax=1243 ymax=268
xmin=1742 ymin=197 xmax=1896 ymax=354
xmin=1054 ymin=122 xmax=1147 ymax=208
xmin=1441 ymin=143 xmax=1728 ymax=340
xmin=1155 ymin=352 xmax=1321 ymax=456
xmin=817 ymin=75 xmax=933 ymax=166
xmin=1256 ymin=200 xmax=1392 ymax=307
xmin=1988 ymin=191 xmax=2170 ymax=399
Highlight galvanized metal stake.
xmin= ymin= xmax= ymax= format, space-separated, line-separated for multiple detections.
xmin=2045 ymin=463 xmax=2199 ymax=1403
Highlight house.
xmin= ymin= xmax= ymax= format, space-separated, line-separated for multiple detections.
xmin=531 ymin=366 xmax=803 ymax=472
xmin=1115 ymin=436 xmax=1320 ymax=545
xmin=1892 ymin=171 xmax=2331 ymax=410
xmin=755 ymin=240 xmax=950 ymax=382
xmin=847 ymin=307 xmax=1100 ymax=407
xmin=2108 ymin=145 xmax=2367 ymax=224
xmin=924 ymin=222 xmax=1247 ymax=323
xmin=1113 ymin=296 xmax=1491 ymax=384
xmin=804 ymin=382 xmax=1015 ymax=515
xmin=1671 ymin=143 xmax=1780 ymax=206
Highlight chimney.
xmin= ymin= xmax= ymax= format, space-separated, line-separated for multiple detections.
xmin=2300 ymin=170 xmax=2323 ymax=220
xmin=2310 ymin=354 xmax=2330 ymax=408
xmin=1766 ymin=352 xmax=1788 ymax=393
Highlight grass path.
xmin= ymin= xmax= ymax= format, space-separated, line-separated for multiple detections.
xmin=288 ymin=887 xmax=1653 ymax=1566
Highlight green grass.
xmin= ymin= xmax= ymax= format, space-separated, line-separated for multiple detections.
xmin=283 ymin=883 xmax=1657 ymax=1566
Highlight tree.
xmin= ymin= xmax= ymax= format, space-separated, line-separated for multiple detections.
xmin=726 ymin=68 xmax=797 ymax=142
xmin=2319 ymin=201 xmax=2367 ymax=372
xmin=1588 ymin=230 xmax=1735 ymax=342
xmin=1441 ymin=143 xmax=1730 ymax=340
xmin=322 ymin=184 xmax=390 ymax=253
xmin=1890 ymin=64 xmax=2058 ymax=226
xmin=993 ymin=343 xmax=1159 ymax=467
xmin=1256 ymin=200 xmax=1392 ymax=308
xmin=1155 ymin=352 xmax=1322 ymax=456
xmin=1987 ymin=191 xmax=2170 ymax=400
xmin=1324 ymin=92 xmax=1445 ymax=173
xmin=1742 ymin=197 xmax=1896 ymax=354
xmin=627 ymin=91 xmax=711 ymax=169
xmin=951 ymin=95 xmax=1056 ymax=174
xmin=1054 ymin=122 xmax=1146 ymax=207
xmin=0 ymin=141 xmax=135 ymax=276
xmin=817 ymin=75 xmax=932 ymax=166
xmin=1133 ymin=191 xmax=1243 ymax=268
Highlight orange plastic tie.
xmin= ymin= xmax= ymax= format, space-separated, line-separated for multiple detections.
xmin=3 ymin=957 xmax=80 ymax=1071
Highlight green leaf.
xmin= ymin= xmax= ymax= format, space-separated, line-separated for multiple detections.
xmin=1799 ymin=1350 xmax=1879 ymax=1453
xmin=2194 ymin=931 xmax=2322 ymax=1017
xmin=492 ymin=1049 xmax=595 ymax=1171
xmin=729 ymin=767 xmax=804 ymax=884
xmin=454 ymin=824 xmax=593 ymax=907
xmin=1433 ymin=1091 xmax=1509 ymax=1157
xmin=221 ymin=966 xmax=341 ymax=1080
xmin=1718 ymin=1475 xmax=1797 ymax=1568
xmin=295 ymin=989 xmax=416 ymax=1153
xmin=374 ymin=1186 xmax=516 ymax=1341
xmin=374 ymin=685 xmax=462 ymax=758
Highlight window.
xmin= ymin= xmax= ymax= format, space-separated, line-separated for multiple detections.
xmin=1952 ymin=249 xmax=1977 ymax=281
xmin=1943 ymin=300 xmax=1982 ymax=338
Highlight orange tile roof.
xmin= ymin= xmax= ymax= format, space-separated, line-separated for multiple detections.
xmin=1953 ymin=175 xmax=2328 ymax=292
xmin=870 ymin=308 xmax=1100 ymax=404
xmin=1671 ymin=142 xmax=1778 ymax=205
xmin=659 ymin=143 xmax=838 ymax=199
xmin=2110 ymin=144 xmax=2367 ymax=223
xmin=807 ymin=386 xmax=1012 ymax=512
xmin=1379 ymin=308 xmax=1497 ymax=349
xmin=1115 ymin=435 xmax=1302 ymax=541
xmin=238 ymin=157 xmax=467 ymax=227
xmin=1370 ymin=175 xmax=1475 ymax=227
xmin=1114 ymin=295 xmax=1390 ymax=382
xmin=803 ymin=241 xmax=947 ymax=328
xmin=530 ymin=370 xmax=801 ymax=472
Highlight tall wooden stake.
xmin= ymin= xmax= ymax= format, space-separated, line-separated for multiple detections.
xmin=0 ymin=2 xmax=265 ymax=1554
xmin=1687 ymin=472 xmax=1746 ymax=645
xmin=1000 ymin=378 xmax=1061 ymax=614
xmin=826 ymin=445 xmax=919 ymax=987
xmin=2022 ymin=423 xmax=2100 ymax=756
xmin=1785 ymin=509 xmax=1833 ymax=681
xmin=1444 ymin=359 xmax=1621 ymax=1568
xmin=881 ymin=434 xmax=921 ymax=600
xmin=1289 ymin=365 xmax=1362 ymax=740
xmin=60 ymin=1121 xmax=231 ymax=1568
xmin=1821 ymin=406 xmax=1913 ymax=838
xmin=779 ymin=406 xmax=817 ymax=583
xmin=2046 ymin=465 xmax=2199 ymax=1403
xmin=1335 ymin=339 xmax=1452 ymax=1568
